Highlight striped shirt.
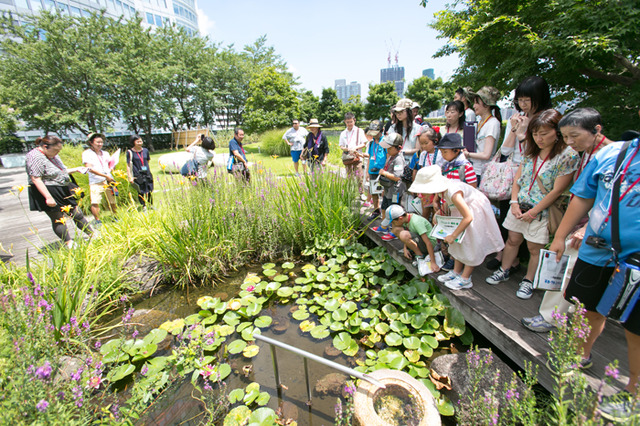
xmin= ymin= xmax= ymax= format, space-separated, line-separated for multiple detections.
xmin=442 ymin=162 xmax=477 ymax=185
xmin=25 ymin=148 xmax=70 ymax=186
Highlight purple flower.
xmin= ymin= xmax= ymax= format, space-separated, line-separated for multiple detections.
xmin=344 ymin=382 xmax=356 ymax=395
xmin=27 ymin=272 xmax=36 ymax=286
xmin=69 ymin=317 xmax=78 ymax=327
xmin=120 ymin=295 xmax=128 ymax=302
xmin=61 ymin=324 xmax=71 ymax=335
xmin=71 ymin=367 xmax=83 ymax=382
xmin=35 ymin=361 xmax=53 ymax=380
xmin=605 ymin=365 xmax=620 ymax=380
xmin=36 ymin=399 xmax=49 ymax=412
xmin=203 ymin=381 xmax=212 ymax=391
xmin=141 ymin=365 xmax=148 ymax=376
xmin=37 ymin=299 xmax=53 ymax=311
xmin=122 ymin=308 xmax=135 ymax=323
xmin=56 ymin=391 xmax=65 ymax=401
xmin=94 ymin=341 xmax=102 ymax=350
xmin=82 ymin=321 xmax=90 ymax=330
xmin=132 ymin=329 xmax=139 ymax=339
xmin=505 ymin=388 xmax=520 ymax=401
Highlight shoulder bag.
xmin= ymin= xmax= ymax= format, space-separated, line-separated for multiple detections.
xmin=480 ymin=151 xmax=517 ymax=200
xmin=342 ymin=129 xmax=361 ymax=166
xmin=535 ymin=175 xmax=567 ymax=236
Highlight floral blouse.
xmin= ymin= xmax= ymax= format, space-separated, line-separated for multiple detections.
xmin=516 ymin=146 xmax=579 ymax=215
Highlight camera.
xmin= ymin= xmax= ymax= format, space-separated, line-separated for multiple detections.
xmin=519 ymin=201 xmax=534 ymax=213
xmin=585 ymin=235 xmax=609 ymax=249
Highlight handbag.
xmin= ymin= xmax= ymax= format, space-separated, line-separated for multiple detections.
xmin=479 ymin=152 xmax=516 ymax=200
xmin=535 ymin=176 xmax=568 ymax=235
xmin=342 ymin=151 xmax=359 ymax=165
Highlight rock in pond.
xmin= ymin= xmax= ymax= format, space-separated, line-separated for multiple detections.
xmin=314 ymin=372 xmax=348 ymax=396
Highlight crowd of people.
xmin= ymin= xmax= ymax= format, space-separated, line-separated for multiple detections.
xmin=340 ymin=78 xmax=638 ymax=421
xmin=22 ymin=76 xmax=640 ymax=420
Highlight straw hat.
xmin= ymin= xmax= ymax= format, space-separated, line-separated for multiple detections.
xmin=409 ymin=165 xmax=450 ymax=194
xmin=307 ymin=118 xmax=322 ymax=128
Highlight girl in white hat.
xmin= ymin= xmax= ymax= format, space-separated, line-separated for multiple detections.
xmin=409 ymin=165 xmax=504 ymax=289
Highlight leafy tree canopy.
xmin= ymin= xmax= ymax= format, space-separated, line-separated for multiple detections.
xmin=365 ymin=82 xmax=399 ymax=121
xmin=297 ymin=90 xmax=319 ymax=124
xmin=244 ymin=67 xmax=300 ymax=133
xmin=318 ymin=88 xmax=343 ymax=125
xmin=341 ymin=95 xmax=365 ymax=123
xmin=404 ymin=76 xmax=446 ymax=115
xmin=428 ymin=0 xmax=640 ymax=136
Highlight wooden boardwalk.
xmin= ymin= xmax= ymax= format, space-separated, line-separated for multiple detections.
xmin=364 ymin=216 xmax=630 ymax=396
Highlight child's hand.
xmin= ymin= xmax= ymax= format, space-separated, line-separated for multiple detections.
xmin=431 ymin=263 xmax=441 ymax=273
xmin=403 ymin=246 xmax=411 ymax=260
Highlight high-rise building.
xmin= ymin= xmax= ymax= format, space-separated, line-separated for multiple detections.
xmin=1 ymin=0 xmax=199 ymax=36
xmin=380 ymin=65 xmax=405 ymax=98
xmin=422 ymin=68 xmax=435 ymax=80
xmin=335 ymin=79 xmax=361 ymax=104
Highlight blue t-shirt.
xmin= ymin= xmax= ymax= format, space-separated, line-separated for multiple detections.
xmin=368 ymin=138 xmax=387 ymax=175
xmin=573 ymin=138 xmax=640 ymax=266
xmin=228 ymin=138 xmax=247 ymax=163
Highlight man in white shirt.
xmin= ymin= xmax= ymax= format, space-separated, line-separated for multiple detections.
xmin=339 ymin=112 xmax=367 ymax=180
xmin=282 ymin=119 xmax=308 ymax=175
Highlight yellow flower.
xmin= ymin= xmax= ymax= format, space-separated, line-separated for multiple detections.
xmin=55 ymin=217 xmax=68 ymax=225
xmin=110 ymin=181 xmax=120 ymax=187
xmin=60 ymin=205 xmax=71 ymax=214
xmin=12 ymin=185 xmax=25 ymax=194
xmin=258 ymin=169 xmax=264 ymax=174
xmin=257 ymin=161 xmax=262 ymax=165
xmin=188 ymin=175 xmax=196 ymax=181
xmin=102 ymin=183 xmax=110 ymax=189
xmin=161 ymin=163 xmax=167 ymax=171
xmin=113 ymin=170 xmax=126 ymax=179
xmin=72 ymin=187 xmax=84 ymax=197
xmin=271 ymin=155 xmax=279 ymax=159
xmin=313 ymin=155 xmax=319 ymax=159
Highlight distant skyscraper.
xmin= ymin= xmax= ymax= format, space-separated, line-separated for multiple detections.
xmin=380 ymin=66 xmax=405 ymax=98
xmin=422 ymin=68 xmax=435 ymax=80
xmin=335 ymin=79 xmax=361 ymax=104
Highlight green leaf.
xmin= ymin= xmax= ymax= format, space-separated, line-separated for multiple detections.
xmin=223 ymin=311 xmax=241 ymax=327
xmin=228 ymin=388 xmax=245 ymax=404
xmin=276 ymin=287 xmax=294 ymax=297
xmin=281 ymin=261 xmax=295 ymax=269
xmin=159 ymin=318 xmax=185 ymax=335
xmin=131 ymin=343 xmax=158 ymax=362
xmin=437 ymin=396 xmax=455 ymax=417
xmin=381 ymin=304 xmax=399 ymax=320
xmin=217 ymin=363 xmax=232 ymax=380
xmin=310 ymin=325 xmax=330 ymax=339
xmin=242 ymin=326 xmax=260 ymax=341
xmin=332 ymin=308 xmax=347 ymax=321
xmin=274 ymin=274 xmax=289 ymax=282
xmin=224 ymin=405 xmax=251 ymax=426
xmin=228 ymin=340 xmax=247 ymax=354
xmin=410 ymin=313 xmax=427 ymax=329
xmin=262 ymin=263 xmax=276 ymax=270
xmin=107 ymin=363 xmax=135 ymax=382
xmin=256 ymin=392 xmax=270 ymax=406
xmin=143 ymin=329 xmax=168 ymax=345
xmin=324 ymin=299 xmax=341 ymax=311
xmin=384 ymin=332 xmax=403 ymax=347
xmin=247 ymin=407 xmax=277 ymax=425
xmin=254 ymin=316 xmax=272 ymax=328
xmin=292 ymin=309 xmax=310 ymax=321
xmin=299 ymin=320 xmax=316 ymax=332
xmin=342 ymin=301 xmax=357 ymax=313
xmin=263 ymin=269 xmax=277 ymax=277
xmin=403 ymin=336 xmax=421 ymax=350
xmin=333 ymin=332 xmax=353 ymax=351
xmin=243 ymin=345 xmax=260 ymax=358
xmin=422 ymin=335 xmax=439 ymax=349
xmin=374 ymin=322 xmax=390 ymax=335
xmin=444 ymin=307 xmax=466 ymax=336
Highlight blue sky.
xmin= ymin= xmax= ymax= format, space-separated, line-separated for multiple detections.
xmin=195 ymin=0 xmax=461 ymax=99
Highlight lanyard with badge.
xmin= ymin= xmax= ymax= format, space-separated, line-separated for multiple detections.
xmin=135 ymin=150 xmax=148 ymax=172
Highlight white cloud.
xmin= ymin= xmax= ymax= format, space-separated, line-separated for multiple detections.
xmin=196 ymin=7 xmax=215 ymax=38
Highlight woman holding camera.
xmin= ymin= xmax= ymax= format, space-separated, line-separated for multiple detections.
xmin=185 ymin=133 xmax=215 ymax=178
xmin=486 ymin=109 xmax=579 ymax=299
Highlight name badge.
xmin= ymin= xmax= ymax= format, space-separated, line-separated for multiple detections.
xmin=141 ymin=166 xmax=148 ymax=171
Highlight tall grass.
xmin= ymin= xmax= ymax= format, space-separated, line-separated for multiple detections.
xmin=259 ymin=128 xmax=291 ymax=156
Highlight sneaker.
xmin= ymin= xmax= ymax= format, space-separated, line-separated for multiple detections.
xmin=363 ymin=201 xmax=373 ymax=208
xmin=372 ymin=226 xmax=388 ymax=233
xmin=367 ymin=210 xmax=381 ymax=221
xmin=445 ymin=276 xmax=473 ymax=290
xmin=598 ymin=390 xmax=639 ymax=422
xmin=486 ymin=267 xmax=510 ymax=285
xmin=521 ymin=315 xmax=556 ymax=333
xmin=486 ymin=257 xmax=501 ymax=270
xmin=437 ymin=271 xmax=459 ymax=283
xmin=516 ymin=279 xmax=534 ymax=299
xmin=441 ymin=257 xmax=455 ymax=272
xmin=381 ymin=232 xmax=397 ymax=241
xmin=91 ymin=219 xmax=102 ymax=228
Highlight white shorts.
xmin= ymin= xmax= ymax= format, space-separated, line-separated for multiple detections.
xmin=90 ymin=183 xmax=116 ymax=205
xmin=503 ymin=208 xmax=549 ymax=245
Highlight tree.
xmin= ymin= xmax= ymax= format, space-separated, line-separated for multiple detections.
xmin=297 ymin=90 xmax=319 ymax=123
xmin=404 ymin=76 xmax=446 ymax=115
xmin=0 ymin=11 xmax=120 ymax=135
xmin=243 ymin=67 xmax=300 ymax=133
xmin=429 ymin=0 xmax=640 ymax=136
xmin=365 ymin=82 xmax=399 ymax=121
xmin=318 ymin=88 xmax=343 ymax=125
xmin=342 ymin=95 xmax=365 ymax=122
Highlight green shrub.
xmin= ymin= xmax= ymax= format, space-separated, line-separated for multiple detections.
xmin=259 ymin=128 xmax=290 ymax=156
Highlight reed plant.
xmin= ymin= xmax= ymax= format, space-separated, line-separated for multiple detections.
xmin=259 ymin=128 xmax=291 ymax=156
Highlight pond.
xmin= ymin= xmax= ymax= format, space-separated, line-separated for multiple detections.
xmin=103 ymin=242 xmax=468 ymax=424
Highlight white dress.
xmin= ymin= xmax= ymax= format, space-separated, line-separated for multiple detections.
xmin=443 ymin=181 xmax=504 ymax=266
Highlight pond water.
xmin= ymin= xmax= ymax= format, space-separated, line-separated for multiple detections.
xmin=127 ymin=268 xmax=359 ymax=425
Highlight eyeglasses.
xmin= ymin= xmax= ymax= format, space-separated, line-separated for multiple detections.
xmin=516 ymin=97 xmax=532 ymax=104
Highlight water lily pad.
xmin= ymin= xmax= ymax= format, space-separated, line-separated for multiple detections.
xmin=274 ymin=274 xmax=289 ymax=282
xmin=228 ymin=299 xmax=243 ymax=311
xmin=403 ymin=336 xmax=421 ymax=350
xmin=329 ymin=321 xmax=344 ymax=331
xmin=228 ymin=388 xmax=245 ymax=404
xmin=301 ymin=263 xmax=315 ymax=271
xmin=256 ymin=391 xmax=271 ymax=406
xmin=374 ymin=322 xmax=390 ymax=334
xmin=299 ymin=320 xmax=316 ymax=332
xmin=281 ymin=261 xmax=295 ymax=269
xmin=237 ymin=321 xmax=253 ymax=332
xmin=131 ymin=343 xmax=158 ymax=362
xmin=224 ymin=405 xmax=251 ymax=426
xmin=422 ymin=335 xmax=439 ymax=348
xmin=276 ymin=287 xmax=294 ymax=297
xmin=107 ymin=363 xmax=135 ymax=382
xmin=243 ymin=302 xmax=262 ymax=317
xmin=436 ymin=396 xmax=455 ymax=417
xmin=381 ymin=304 xmax=399 ymax=320
xmin=332 ymin=332 xmax=352 ymax=351
xmin=243 ymin=345 xmax=260 ymax=358
xmin=332 ymin=308 xmax=347 ymax=322
xmin=342 ymin=301 xmax=357 ymax=313
xmin=318 ymin=265 xmax=329 ymax=272
xmin=292 ymin=309 xmax=310 ymax=321
xmin=223 ymin=311 xmax=241 ymax=326
xmin=404 ymin=349 xmax=421 ymax=363
xmin=390 ymin=320 xmax=407 ymax=333
xmin=384 ymin=332 xmax=403 ymax=347
xmin=418 ymin=342 xmax=434 ymax=358
xmin=265 ymin=282 xmax=281 ymax=292
xmin=411 ymin=313 xmax=427 ymax=329
xmin=248 ymin=407 xmax=277 ymax=424
xmin=444 ymin=307 xmax=466 ymax=336
xmin=242 ymin=326 xmax=260 ymax=341
xmin=310 ymin=325 xmax=330 ymax=339
xmin=159 ymin=318 xmax=185 ymax=335
xmin=263 ymin=269 xmax=277 ymax=277
xmin=262 ymin=263 xmax=276 ymax=270
xmin=217 ymin=324 xmax=235 ymax=336
xmin=254 ymin=316 xmax=272 ymax=328
xmin=228 ymin=339 xmax=247 ymax=354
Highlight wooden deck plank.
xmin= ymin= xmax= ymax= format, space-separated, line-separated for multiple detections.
xmin=363 ymin=216 xmax=630 ymax=396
